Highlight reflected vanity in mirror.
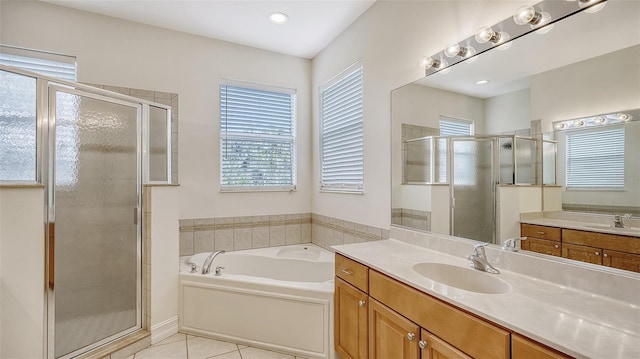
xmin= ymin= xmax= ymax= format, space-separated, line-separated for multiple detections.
xmin=390 ymin=0 xmax=640 ymax=272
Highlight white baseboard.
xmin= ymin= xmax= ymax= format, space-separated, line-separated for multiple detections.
xmin=150 ymin=316 xmax=179 ymax=344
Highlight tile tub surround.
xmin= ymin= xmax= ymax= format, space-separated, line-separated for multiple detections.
xmin=179 ymin=213 xmax=390 ymax=256
xmin=336 ymin=229 xmax=640 ymax=359
xmin=179 ymin=214 xmax=312 ymax=256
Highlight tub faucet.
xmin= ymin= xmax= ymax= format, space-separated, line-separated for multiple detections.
xmin=202 ymin=250 xmax=226 ymax=274
xmin=502 ymin=237 xmax=527 ymax=252
xmin=467 ymin=243 xmax=500 ymax=274
xmin=614 ymin=214 xmax=632 ymax=228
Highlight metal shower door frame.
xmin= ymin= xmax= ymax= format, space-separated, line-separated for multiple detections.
xmin=44 ymin=84 xmax=143 ymax=359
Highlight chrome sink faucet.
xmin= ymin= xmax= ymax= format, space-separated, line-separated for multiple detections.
xmin=202 ymin=250 xmax=226 ymax=274
xmin=467 ymin=243 xmax=500 ymax=274
xmin=614 ymin=214 xmax=632 ymax=228
xmin=502 ymin=237 xmax=527 ymax=252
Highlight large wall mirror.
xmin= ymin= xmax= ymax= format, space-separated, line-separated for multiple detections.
xmin=391 ymin=0 xmax=640 ymax=249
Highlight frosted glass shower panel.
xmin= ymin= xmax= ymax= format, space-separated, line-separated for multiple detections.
xmin=149 ymin=105 xmax=168 ymax=182
xmin=0 ymin=70 xmax=36 ymax=181
xmin=498 ymin=137 xmax=514 ymax=184
xmin=515 ymin=137 xmax=536 ymax=184
xmin=53 ymin=91 xmax=140 ymax=358
xmin=543 ymin=140 xmax=557 ymax=185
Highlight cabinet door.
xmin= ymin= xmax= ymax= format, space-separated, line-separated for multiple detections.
xmin=512 ymin=334 xmax=571 ymax=359
xmin=562 ymin=243 xmax=603 ymax=265
xmin=603 ymin=250 xmax=640 ymax=273
xmin=521 ymin=237 xmax=561 ymax=257
xmin=369 ymin=298 xmax=420 ymax=359
xmin=335 ymin=278 xmax=368 ymax=359
xmin=420 ymin=329 xmax=471 ymax=359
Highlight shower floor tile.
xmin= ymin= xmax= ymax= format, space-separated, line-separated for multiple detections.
xmin=127 ymin=333 xmax=309 ymax=359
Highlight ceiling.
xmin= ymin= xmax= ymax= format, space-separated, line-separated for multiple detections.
xmin=42 ymin=0 xmax=376 ymax=59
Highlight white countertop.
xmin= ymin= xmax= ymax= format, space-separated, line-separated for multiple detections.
xmin=333 ymin=239 xmax=640 ymax=359
xmin=520 ymin=218 xmax=640 ymax=238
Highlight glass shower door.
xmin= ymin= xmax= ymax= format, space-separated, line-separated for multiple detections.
xmin=50 ymin=87 xmax=141 ymax=358
xmin=450 ymin=138 xmax=496 ymax=243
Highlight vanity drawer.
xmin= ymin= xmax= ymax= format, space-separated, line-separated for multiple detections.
xmin=369 ymin=270 xmax=510 ymax=359
xmin=335 ymin=253 xmax=369 ymax=292
xmin=521 ymin=237 xmax=561 ymax=257
xmin=562 ymin=229 xmax=640 ymax=254
xmin=521 ymin=224 xmax=561 ymax=241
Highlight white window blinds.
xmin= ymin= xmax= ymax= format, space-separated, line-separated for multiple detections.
xmin=566 ymin=126 xmax=625 ymax=189
xmin=220 ymin=83 xmax=296 ymax=191
xmin=0 ymin=45 xmax=76 ymax=80
xmin=439 ymin=117 xmax=473 ymax=136
xmin=320 ymin=65 xmax=364 ymax=192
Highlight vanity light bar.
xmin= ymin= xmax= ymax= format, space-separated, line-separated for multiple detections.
xmin=422 ymin=0 xmax=608 ymax=75
xmin=553 ymin=111 xmax=636 ymax=131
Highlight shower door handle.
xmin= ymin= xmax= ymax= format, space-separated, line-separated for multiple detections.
xmin=134 ymin=207 xmax=139 ymax=225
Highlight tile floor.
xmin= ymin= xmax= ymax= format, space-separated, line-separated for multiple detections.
xmin=127 ymin=333 xmax=310 ymax=359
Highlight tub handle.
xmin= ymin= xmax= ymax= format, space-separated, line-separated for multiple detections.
xmin=341 ymin=269 xmax=354 ymax=275
xmin=358 ymin=300 xmax=366 ymax=307
xmin=188 ymin=263 xmax=198 ymax=273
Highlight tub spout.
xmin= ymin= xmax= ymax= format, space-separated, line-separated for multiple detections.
xmin=202 ymin=250 xmax=226 ymax=274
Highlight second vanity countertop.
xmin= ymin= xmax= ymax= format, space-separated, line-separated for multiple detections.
xmin=520 ymin=217 xmax=640 ymax=238
xmin=333 ymin=239 xmax=640 ymax=359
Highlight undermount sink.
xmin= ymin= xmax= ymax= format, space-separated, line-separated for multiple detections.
xmin=412 ymin=263 xmax=511 ymax=294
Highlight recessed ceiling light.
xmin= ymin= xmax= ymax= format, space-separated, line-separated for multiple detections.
xmin=269 ymin=12 xmax=288 ymax=25
xmin=475 ymin=80 xmax=490 ymax=85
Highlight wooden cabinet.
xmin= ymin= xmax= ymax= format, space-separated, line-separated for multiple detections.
xmin=420 ymin=329 xmax=471 ymax=359
xmin=520 ymin=224 xmax=640 ymax=273
xmin=520 ymin=224 xmax=561 ymax=257
xmin=512 ymin=334 xmax=571 ymax=359
xmin=335 ymin=278 xmax=368 ymax=359
xmin=369 ymin=298 xmax=419 ymax=359
xmin=562 ymin=243 xmax=602 ymax=265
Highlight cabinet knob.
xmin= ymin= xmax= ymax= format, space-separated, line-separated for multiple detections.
xmin=419 ymin=340 xmax=427 ymax=349
xmin=595 ymin=251 xmax=600 ymax=256
xmin=554 ymin=245 xmax=559 ymax=249
xmin=341 ymin=269 xmax=354 ymax=275
xmin=407 ymin=333 xmax=415 ymax=341
xmin=603 ymin=253 xmax=608 ymax=258
xmin=358 ymin=300 xmax=366 ymax=307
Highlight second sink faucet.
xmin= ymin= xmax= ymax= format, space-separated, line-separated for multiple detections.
xmin=502 ymin=237 xmax=527 ymax=252
xmin=202 ymin=250 xmax=226 ymax=274
xmin=467 ymin=243 xmax=500 ymax=274
xmin=614 ymin=214 xmax=632 ymax=228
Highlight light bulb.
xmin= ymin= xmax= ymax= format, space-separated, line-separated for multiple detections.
xmin=475 ymin=26 xmax=495 ymax=44
xmin=578 ymin=0 xmax=607 ymax=13
xmin=445 ymin=44 xmax=462 ymax=58
xmin=618 ymin=113 xmax=633 ymax=122
xmin=513 ymin=6 xmax=538 ymax=25
xmin=421 ymin=57 xmax=449 ymax=72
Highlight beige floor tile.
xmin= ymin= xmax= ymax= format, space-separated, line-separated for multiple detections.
xmin=152 ymin=333 xmax=186 ymax=347
xmin=134 ymin=340 xmax=187 ymax=359
xmin=187 ymin=337 xmax=239 ymax=359
xmin=209 ymin=350 xmax=242 ymax=359
xmin=240 ymin=347 xmax=294 ymax=359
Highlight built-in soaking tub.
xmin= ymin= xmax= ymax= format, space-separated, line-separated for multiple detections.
xmin=178 ymin=244 xmax=336 ymax=359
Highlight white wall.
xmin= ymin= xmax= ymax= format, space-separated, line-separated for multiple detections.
xmin=0 ymin=187 xmax=45 ymax=359
xmin=0 ymin=0 xmax=312 ymax=220
xmin=311 ymin=0 xmax=526 ymax=228
xmin=484 ymin=88 xmax=531 ymax=135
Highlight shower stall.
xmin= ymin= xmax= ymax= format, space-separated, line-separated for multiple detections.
xmin=0 ymin=65 xmax=173 ymax=358
xmin=403 ymin=135 xmax=537 ymax=243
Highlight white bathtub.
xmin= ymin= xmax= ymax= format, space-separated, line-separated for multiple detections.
xmin=178 ymin=244 xmax=336 ymax=359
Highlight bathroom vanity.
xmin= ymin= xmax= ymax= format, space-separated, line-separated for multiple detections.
xmin=520 ymin=219 xmax=640 ymax=272
xmin=332 ymin=230 xmax=640 ymax=359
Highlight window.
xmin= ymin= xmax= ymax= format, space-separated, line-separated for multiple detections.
xmin=439 ymin=116 xmax=474 ymax=136
xmin=320 ymin=64 xmax=363 ymax=192
xmin=219 ymin=82 xmax=296 ymax=191
xmin=0 ymin=46 xmax=77 ymax=182
xmin=566 ymin=126 xmax=624 ymax=189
